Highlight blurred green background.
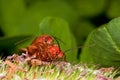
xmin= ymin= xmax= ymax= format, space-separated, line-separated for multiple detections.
xmin=0 ymin=0 xmax=120 ymax=63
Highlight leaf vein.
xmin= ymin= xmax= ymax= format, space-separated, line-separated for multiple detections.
xmin=104 ymin=27 xmax=120 ymax=53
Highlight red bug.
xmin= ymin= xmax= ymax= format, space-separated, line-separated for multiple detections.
xmin=31 ymin=34 xmax=54 ymax=45
xmin=44 ymin=44 xmax=64 ymax=61
xmin=21 ymin=34 xmax=64 ymax=62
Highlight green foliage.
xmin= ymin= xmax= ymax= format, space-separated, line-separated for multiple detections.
xmin=0 ymin=35 xmax=32 ymax=50
xmin=81 ymin=17 xmax=120 ymax=67
xmin=106 ymin=0 xmax=120 ymax=18
xmin=0 ymin=0 xmax=78 ymax=37
xmin=68 ymin=0 xmax=107 ymax=17
xmin=0 ymin=35 xmax=32 ymax=56
xmin=73 ymin=20 xmax=95 ymax=45
xmin=80 ymin=34 xmax=94 ymax=64
xmin=0 ymin=0 xmax=26 ymax=36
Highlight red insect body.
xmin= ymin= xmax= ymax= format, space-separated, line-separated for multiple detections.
xmin=45 ymin=44 xmax=64 ymax=60
xmin=23 ymin=34 xmax=64 ymax=62
xmin=31 ymin=34 xmax=54 ymax=45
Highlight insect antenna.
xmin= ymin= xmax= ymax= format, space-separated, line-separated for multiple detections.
xmin=14 ymin=36 xmax=34 ymax=46
xmin=63 ymin=44 xmax=95 ymax=53
xmin=8 ymin=36 xmax=34 ymax=56
xmin=51 ymin=36 xmax=65 ymax=50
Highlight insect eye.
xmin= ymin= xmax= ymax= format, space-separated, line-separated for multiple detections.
xmin=55 ymin=51 xmax=58 ymax=54
xmin=44 ymin=39 xmax=47 ymax=42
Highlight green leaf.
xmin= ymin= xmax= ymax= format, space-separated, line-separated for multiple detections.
xmin=0 ymin=0 xmax=78 ymax=37
xmin=70 ymin=0 xmax=107 ymax=17
xmin=73 ymin=20 xmax=95 ymax=45
xmin=39 ymin=17 xmax=78 ymax=63
xmin=0 ymin=0 xmax=26 ymax=36
xmin=80 ymin=33 xmax=94 ymax=64
xmin=27 ymin=0 xmax=78 ymax=24
xmin=106 ymin=0 xmax=120 ymax=18
xmin=21 ymin=0 xmax=78 ymax=31
xmin=81 ymin=17 xmax=120 ymax=67
xmin=0 ymin=35 xmax=32 ymax=50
